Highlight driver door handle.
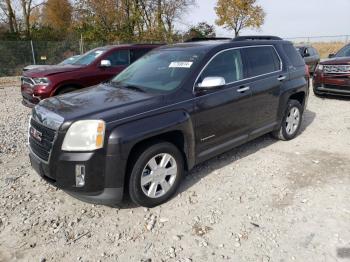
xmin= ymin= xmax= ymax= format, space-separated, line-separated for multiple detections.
xmin=237 ymin=86 xmax=250 ymax=93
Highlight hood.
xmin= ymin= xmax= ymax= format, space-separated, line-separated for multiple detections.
xmin=34 ymin=84 xmax=163 ymax=126
xmin=23 ymin=64 xmax=84 ymax=77
xmin=23 ymin=65 xmax=48 ymax=71
xmin=320 ymin=57 xmax=350 ymax=65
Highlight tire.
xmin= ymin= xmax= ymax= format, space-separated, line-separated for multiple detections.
xmin=272 ymin=99 xmax=303 ymax=141
xmin=56 ymin=87 xmax=77 ymax=95
xmin=128 ymin=142 xmax=184 ymax=208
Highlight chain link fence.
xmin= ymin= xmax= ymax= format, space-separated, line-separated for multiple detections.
xmin=1 ymin=35 xmax=350 ymax=76
xmin=0 ymin=39 xmax=120 ymax=77
xmin=286 ymin=35 xmax=350 ymax=59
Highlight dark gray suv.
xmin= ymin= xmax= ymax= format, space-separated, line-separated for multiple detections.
xmin=28 ymin=36 xmax=310 ymax=207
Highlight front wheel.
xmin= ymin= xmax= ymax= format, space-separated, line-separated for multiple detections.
xmin=272 ymin=100 xmax=303 ymax=141
xmin=128 ymin=142 xmax=184 ymax=208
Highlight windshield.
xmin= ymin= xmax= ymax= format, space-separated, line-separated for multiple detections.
xmin=58 ymin=55 xmax=80 ymax=65
xmin=72 ymin=49 xmax=106 ymax=65
xmin=335 ymin=45 xmax=350 ymax=58
xmin=111 ymin=49 xmax=205 ymax=92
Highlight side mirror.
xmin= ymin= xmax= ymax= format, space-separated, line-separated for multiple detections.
xmin=328 ymin=53 xmax=335 ymax=58
xmin=197 ymin=77 xmax=226 ymax=90
xmin=100 ymin=60 xmax=111 ymax=68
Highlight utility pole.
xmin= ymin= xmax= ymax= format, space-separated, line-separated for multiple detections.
xmin=30 ymin=40 xmax=36 ymax=65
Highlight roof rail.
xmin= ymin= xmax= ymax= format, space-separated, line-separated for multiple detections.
xmin=232 ymin=35 xmax=283 ymax=41
xmin=185 ymin=37 xmax=232 ymax=42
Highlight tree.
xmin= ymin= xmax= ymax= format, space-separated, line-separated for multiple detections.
xmin=215 ymin=0 xmax=265 ymax=37
xmin=72 ymin=0 xmax=195 ymax=43
xmin=0 ymin=0 xmax=19 ymax=33
xmin=185 ymin=22 xmax=216 ymax=40
xmin=161 ymin=0 xmax=195 ymax=41
xmin=42 ymin=0 xmax=73 ymax=32
xmin=20 ymin=0 xmax=44 ymax=38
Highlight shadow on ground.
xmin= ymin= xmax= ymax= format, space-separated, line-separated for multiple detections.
xmin=316 ymin=94 xmax=350 ymax=101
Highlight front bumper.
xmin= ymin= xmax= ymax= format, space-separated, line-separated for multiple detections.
xmin=313 ymin=72 xmax=350 ymax=96
xmin=313 ymin=84 xmax=350 ymax=96
xmin=21 ymin=80 xmax=51 ymax=107
xmin=29 ymin=148 xmax=125 ymax=206
xmin=22 ymin=96 xmax=38 ymax=108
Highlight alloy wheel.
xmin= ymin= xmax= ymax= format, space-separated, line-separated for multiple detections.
xmin=285 ymin=106 xmax=300 ymax=135
xmin=141 ymin=153 xmax=178 ymax=199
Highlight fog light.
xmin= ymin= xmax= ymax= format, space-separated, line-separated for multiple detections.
xmin=75 ymin=165 xmax=85 ymax=187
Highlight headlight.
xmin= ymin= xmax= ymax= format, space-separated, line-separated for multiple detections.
xmin=317 ymin=64 xmax=324 ymax=71
xmin=62 ymin=120 xmax=106 ymax=151
xmin=32 ymin=77 xmax=50 ymax=86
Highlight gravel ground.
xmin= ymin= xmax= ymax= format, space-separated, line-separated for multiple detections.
xmin=0 ymin=77 xmax=350 ymax=262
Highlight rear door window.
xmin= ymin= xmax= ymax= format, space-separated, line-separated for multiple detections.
xmin=199 ymin=49 xmax=244 ymax=84
xmin=243 ymin=46 xmax=281 ymax=77
xmin=283 ymin=44 xmax=305 ymax=67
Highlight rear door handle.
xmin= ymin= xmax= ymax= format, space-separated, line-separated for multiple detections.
xmin=237 ymin=86 xmax=250 ymax=93
xmin=277 ymin=76 xmax=287 ymax=81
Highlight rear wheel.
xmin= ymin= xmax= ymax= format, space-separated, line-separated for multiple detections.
xmin=128 ymin=142 xmax=184 ymax=208
xmin=273 ymin=100 xmax=303 ymax=141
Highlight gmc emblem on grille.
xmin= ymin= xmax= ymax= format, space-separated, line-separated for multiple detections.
xmin=30 ymin=127 xmax=42 ymax=142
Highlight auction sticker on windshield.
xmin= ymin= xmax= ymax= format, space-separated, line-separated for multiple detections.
xmin=169 ymin=61 xmax=193 ymax=68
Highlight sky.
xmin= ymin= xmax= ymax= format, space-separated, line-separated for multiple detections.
xmin=181 ymin=0 xmax=350 ymax=39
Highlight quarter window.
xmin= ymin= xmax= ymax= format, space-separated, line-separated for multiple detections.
xmin=243 ymin=46 xmax=281 ymax=77
xmin=199 ymin=49 xmax=244 ymax=84
xmin=283 ymin=44 xmax=305 ymax=67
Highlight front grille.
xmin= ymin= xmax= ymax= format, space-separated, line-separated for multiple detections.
xmin=324 ymin=65 xmax=350 ymax=74
xmin=29 ymin=118 xmax=57 ymax=162
xmin=324 ymin=84 xmax=350 ymax=92
xmin=22 ymin=77 xmax=35 ymax=86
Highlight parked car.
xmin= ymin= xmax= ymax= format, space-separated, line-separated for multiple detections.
xmin=21 ymin=44 xmax=161 ymax=107
xmin=28 ymin=36 xmax=309 ymax=208
xmin=313 ymin=43 xmax=350 ymax=97
xmin=23 ymin=55 xmax=81 ymax=71
xmin=295 ymin=45 xmax=320 ymax=74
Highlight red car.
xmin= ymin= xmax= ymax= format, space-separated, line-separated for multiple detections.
xmin=21 ymin=44 xmax=161 ymax=107
xmin=313 ymin=43 xmax=350 ymax=97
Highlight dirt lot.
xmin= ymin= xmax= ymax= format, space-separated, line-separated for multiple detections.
xmin=0 ymin=77 xmax=349 ymax=262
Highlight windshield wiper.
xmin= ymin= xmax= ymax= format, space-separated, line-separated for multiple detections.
xmin=109 ymin=81 xmax=145 ymax=93
xmin=123 ymin=85 xmax=146 ymax=93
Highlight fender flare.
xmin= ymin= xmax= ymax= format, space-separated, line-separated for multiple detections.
xmin=51 ymin=82 xmax=84 ymax=96
xmin=105 ymin=110 xmax=196 ymax=184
